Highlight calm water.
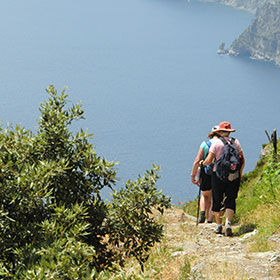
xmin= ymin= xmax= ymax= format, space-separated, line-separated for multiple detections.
xmin=0 ymin=0 xmax=279 ymax=203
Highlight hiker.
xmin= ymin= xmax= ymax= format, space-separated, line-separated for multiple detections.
xmin=200 ymin=121 xmax=245 ymax=236
xmin=190 ymin=126 xmax=219 ymax=223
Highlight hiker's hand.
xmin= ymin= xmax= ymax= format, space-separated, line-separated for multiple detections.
xmin=192 ymin=176 xmax=200 ymax=186
xmin=191 ymin=176 xmax=196 ymax=185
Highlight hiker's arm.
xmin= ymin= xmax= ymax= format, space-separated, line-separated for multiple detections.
xmin=240 ymin=151 xmax=245 ymax=178
xmin=201 ymin=151 xmax=215 ymax=166
xmin=190 ymin=148 xmax=204 ymax=185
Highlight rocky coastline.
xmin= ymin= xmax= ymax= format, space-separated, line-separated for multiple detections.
xmin=212 ymin=0 xmax=280 ymax=67
xmin=202 ymin=0 xmax=264 ymax=13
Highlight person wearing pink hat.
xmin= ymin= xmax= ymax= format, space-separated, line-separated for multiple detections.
xmin=190 ymin=125 xmax=219 ymax=223
xmin=200 ymin=121 xmax=245 ymax=236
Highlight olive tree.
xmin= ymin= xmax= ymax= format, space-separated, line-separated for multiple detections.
xmin=0 ymin=86 xmax=171 ymax=279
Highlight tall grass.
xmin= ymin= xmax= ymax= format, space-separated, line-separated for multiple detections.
xmin=237 ymin=143 xmax=280 ymax=234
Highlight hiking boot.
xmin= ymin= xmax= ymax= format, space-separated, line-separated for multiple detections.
xmin=225 ymin=225 xmax=233 ymax=237
xmin=199 ymin=212 xmax=205 ymax=223
xmin=215 ymin=225 xmax=223 ymax=234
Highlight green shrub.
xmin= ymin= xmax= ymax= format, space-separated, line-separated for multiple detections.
xmin=107 ymin=166 xmax=171 ymax=270
xmin=0 ymin=86 xmax=171 ymax=278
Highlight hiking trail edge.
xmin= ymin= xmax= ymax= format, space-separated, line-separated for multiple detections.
xmin=162 ymin=207 xmax=280 ymax=279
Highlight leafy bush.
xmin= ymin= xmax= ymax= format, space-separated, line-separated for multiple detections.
xmin=20 ymin=204 xmax=98 ymax=280
xmin=0 ymin=86 xmax=171 ymax=278
xmin=107 ymin=166 xmax=170 ymax=270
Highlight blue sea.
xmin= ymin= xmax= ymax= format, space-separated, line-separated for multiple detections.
xmin=0 ymin=0 xmax=279 ymax=204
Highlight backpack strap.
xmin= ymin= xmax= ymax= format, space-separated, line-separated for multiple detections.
xmin=220 ymin=136 xmax=236 ymax=146
xmin=205 ymin=140 xmax=212 ymax=148
xmin=203 ymin=140 xmax=212 ymax=160
xmin=219 ymin=136 xmax=228 ymax=146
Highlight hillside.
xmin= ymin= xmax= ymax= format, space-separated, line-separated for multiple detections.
xmin=228 ymin=1 xmax=280 ymax=66
xmin=97 ymin=207 xmax=280 ymax=279
xmin=96 ymin=140 xmax=280 ymax=279
xmin=94 ymin=206 xmax=280 ymax=279
xmin=202 ymin=0 xmax=269 ymax=13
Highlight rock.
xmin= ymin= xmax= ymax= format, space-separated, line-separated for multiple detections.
xmin=240 ymin=229 xmax=258 ymax=241
xmin=249 ymin=251 xmax=278 ymax=263
xmin=171 ymin=251 xmax=187 ymax=257
xmin=190 ymin=263 xmax=205 ymax=280
xmin=217 ymin=42 xmax=228 ymax=54
xmin=270 ymin=255 xmax=280 ymax=262
xmin=179 ymin=212 xmax=188 ymax=222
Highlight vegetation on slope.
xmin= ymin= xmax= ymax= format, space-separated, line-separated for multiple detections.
xmin=236 ymin=142 xmax=280 ymax=238
xmin=0 ymin=86 xmax=171 ymax=279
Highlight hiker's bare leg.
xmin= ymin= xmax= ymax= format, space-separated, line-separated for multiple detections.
xmin=213 ymin=211 xmax=224 ymax=233
xmin=200 ymin=192 xmax=206 ymax=211
xmin=200 ymin=190 xmax=211 ymax=211
xmin=213 ymin=211 xmax=223 ymax=224
xmin=225 ymin=208 xmax=234 ymax=224
xmin=207 ymin=196 xmax=214 ymax=222
xmin=224 ymin=208 xmax=234 ymax=236
xmin=199 ymin=190 xmax=212 ymax=223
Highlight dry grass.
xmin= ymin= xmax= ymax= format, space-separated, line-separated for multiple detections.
xmin=239 ymin=201 xmax=280 ymax=252
xmin=204 ymin=262 xmax=253 ymax=280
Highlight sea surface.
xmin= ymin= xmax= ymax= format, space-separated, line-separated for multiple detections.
xmin=0 ymin=0 xmax=279 ymax=204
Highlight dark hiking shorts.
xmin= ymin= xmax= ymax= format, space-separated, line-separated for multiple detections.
xmin=211 ymin=172 xmax=240 ymax=212
xmin=200 ymin=167 xmax=212 ymax=191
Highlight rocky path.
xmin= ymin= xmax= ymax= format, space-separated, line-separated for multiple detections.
xmin=163 ymin=207 xmax=280 ymax=280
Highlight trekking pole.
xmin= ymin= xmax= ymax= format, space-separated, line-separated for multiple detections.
xmin=272 ymin=129 xmax=277 ymax=163
xmin=196 ymin=186 xmax=201 ymax=226
xmin=196 ymin=164 xmax=203 ymax=226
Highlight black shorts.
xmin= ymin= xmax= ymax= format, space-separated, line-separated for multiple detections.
xmin=211 ymin=172 xmax=240 ymax=212
xmin=200 ymin=167 xmax=212 ymax=191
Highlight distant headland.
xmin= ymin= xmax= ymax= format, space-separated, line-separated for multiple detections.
xmin=207 ymin=0 xmax=280 ymax=67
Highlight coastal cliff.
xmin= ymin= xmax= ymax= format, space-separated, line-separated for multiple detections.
xmin=202 ymin=0 xmax=268 ymax=13
xmin=228 ymin=1 xmax=280 ymax=66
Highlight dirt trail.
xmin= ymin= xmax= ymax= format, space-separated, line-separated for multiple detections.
xmin=163 ymin=207 xmax=280 ymax=280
